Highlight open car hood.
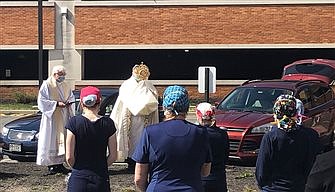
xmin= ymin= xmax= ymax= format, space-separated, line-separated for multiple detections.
xmin=281 ymin=59 xmax=335 ymax=84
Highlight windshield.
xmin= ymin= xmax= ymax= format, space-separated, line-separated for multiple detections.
xmin=217 ymin=87 xmax=293 ymax=113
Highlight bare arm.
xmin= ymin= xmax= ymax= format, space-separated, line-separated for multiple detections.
xmin=201 ymin=162 xmax=211 ymax=177
xmin=107 ymin=134 xmax=117 ymax=167
xmin=134 ymin=163 xmax=149 ymax=192
xmin=66 ymin=130 xmax=76 ymax=168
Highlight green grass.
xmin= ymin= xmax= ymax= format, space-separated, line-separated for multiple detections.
xmin=235 ymin=170 xmax=254 ymax=179
xmin=0 ymin=103 xmax=37 ymax=110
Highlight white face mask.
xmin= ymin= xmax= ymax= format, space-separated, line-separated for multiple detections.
xmin=56 ymin=75 xmax=65 ymax=83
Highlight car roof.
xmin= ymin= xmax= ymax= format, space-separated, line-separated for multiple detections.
xmin=241 ymin=79 xmax=327 ymax=90
xmin=289 ymin=59 xmax=335 ymax=66
xmin=282 ymin=59 xmax=335 ymax=84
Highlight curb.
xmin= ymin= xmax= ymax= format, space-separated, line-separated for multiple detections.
xmin=0 ymin=110 xmax=38 ymax=115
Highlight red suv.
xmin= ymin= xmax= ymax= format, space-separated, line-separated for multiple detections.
xmin=215 ymin=59 xmax=335 ymax=163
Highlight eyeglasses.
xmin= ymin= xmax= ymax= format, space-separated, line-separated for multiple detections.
xmin=55 ymin=72 xmax=65 ymax=76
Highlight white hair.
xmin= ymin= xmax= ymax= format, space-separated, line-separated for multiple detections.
xmin=52 ymin=65 xmax=66 ymax=75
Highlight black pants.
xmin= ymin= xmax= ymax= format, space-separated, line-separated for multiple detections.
xmin=67 ymin=169 xmax=110 ymax=192
xmin=202 ymin=178 xmax=227 ymax=192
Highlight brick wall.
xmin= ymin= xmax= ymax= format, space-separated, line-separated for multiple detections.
xmin=0 ymin=86 xmax=39 ymax=103
xmin=1 ymin=5 xmax=334 ymax=45
xmin=75 ymin=5 xmax=335 ymax=45
xmin=0 ymin=7 xmax=54 ymax=45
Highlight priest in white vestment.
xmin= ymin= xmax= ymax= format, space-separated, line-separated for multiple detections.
xmin=36 ymin=65 xmax=75 ymax=175
xmin=110 ymin=63 xmax=159 ymax=169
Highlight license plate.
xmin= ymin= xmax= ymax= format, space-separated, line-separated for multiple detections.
xmin=9 ymin=144 xmax=21 ymax=152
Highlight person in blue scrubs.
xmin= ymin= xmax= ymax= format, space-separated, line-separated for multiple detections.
xmin=255 ymin=95 xmax=318 ymax=192
xmin=65 ymin=86 xmax=117 ymax=192
xmin=132 ymin=85 xmax=212 ymax=192
xmin=196 ymin=102 xmax=229 ymax=192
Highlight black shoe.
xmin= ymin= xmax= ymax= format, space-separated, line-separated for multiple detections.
xmin=43 ymin=166 xmax=58 ymax=176
xmin=58 ymin=164 xmax=71 ymax=174
xmin=126 ymin=157 xmax=135 ymax=173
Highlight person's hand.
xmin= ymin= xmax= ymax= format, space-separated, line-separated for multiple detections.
xmin=57 ymin=101 xmax=67 ymax=108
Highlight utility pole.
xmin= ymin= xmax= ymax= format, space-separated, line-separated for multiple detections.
xmin=38 ymin=0 xmax=43 ymax=88
xmin=204 ymin=67 xmax=210 ymax=102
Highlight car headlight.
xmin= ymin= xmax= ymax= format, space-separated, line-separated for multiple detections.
xmin=251 ymin=123 xmax=273 ymax=134
xmin=8 ymin=130 xmax=37 ymax=141
xmin=1 ymin=127 xmax=9 ymax=136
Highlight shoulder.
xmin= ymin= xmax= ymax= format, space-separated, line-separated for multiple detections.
xmin=144 ymin=122 xmax=162 ymax=133
xmin=188 ymin=123 xmax=211 ymax=136
xmin=66 ymin=115 xmax=84 ymax=131
xmin=68 ymin=115 xmax=84 ymax=123
xmin=100 ymin=116 xmax=116 ymax=126
xmin=39 ymin=81 xmax=49 ymax=91
xmin=120 ymin=77 xmax=134 ymax=86
xmin=312 ymin=149 xmax=335 ymax=172
xmin=98 ymin=117 xmax=117 ymax=134
xmin=209 ymin=125 xmax=226 ymax=132
xmin=184 ymin=121 xmax=206 ymax=131
xmin=262 ymin=128 xmax=278 ymax=140
xmin=300 ymin=126 xmax=318 ymax=136
xmin=317 ymin=149 xmax=335 ymax=161
xmin=101 ymin=116 xmax=113 ymax=121
xmin=144 ymin=80 xmax=157 ymax=89
xmin=267 ymin=126 xmax=278 ymax=135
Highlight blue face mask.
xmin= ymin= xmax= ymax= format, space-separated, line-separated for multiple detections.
xmin=56 ymin=75 xmax=65 ymax=83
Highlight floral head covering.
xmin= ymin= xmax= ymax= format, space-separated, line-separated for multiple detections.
xmin=273 ymin=94 xmax=298 ymax=131
xmin=196 ymin=102 xmax=215 ymax=120
xmin=163 ymin=85 xmax=189 ymax=115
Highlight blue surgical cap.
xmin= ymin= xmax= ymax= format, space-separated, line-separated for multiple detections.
xmin=163 ymin=85 xmax=189 ymax=114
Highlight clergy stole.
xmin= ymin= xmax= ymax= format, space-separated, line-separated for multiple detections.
xmin=46 ymin=77 xmax=71 ymax=156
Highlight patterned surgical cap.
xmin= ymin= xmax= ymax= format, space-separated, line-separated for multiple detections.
xmin=163 ymin=85 xmax=189 ymax=114
xmin=273 ymin=94 xmax=298 ymax=131
xmin=196 ymin=102 xmax=215 ymax=120
xmin=273 ymin=94 xmax=297 ymax=118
